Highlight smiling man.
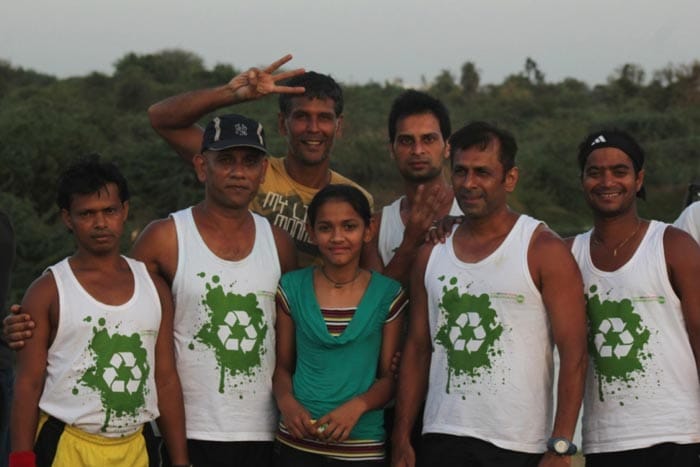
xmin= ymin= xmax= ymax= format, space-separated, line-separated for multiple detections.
xmin=568 ymin=130 xmax=700 ymax=466
xmin=148 ymin=55 xmax=372 ymax=267
xmin=392 ymin=122 xmax=587 ymax=467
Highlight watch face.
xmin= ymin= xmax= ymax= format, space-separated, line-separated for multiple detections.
xmin=554 ymin=439 xmax=569 ymax=454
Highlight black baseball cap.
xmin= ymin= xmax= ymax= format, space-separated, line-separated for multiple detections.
xmin=201 ymin=114 xmax=268 ymax=154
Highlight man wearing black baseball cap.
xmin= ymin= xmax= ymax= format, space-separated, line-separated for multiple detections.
xmin=568 ymin=129 xmax=700 ymax=466
xmin=131 ymin=113 xmax=297 ymax=466
xmin=148 ymin=54 xmax=372 ymax=267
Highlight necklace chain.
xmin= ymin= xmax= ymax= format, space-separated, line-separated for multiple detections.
xmin=320 ymin=267 xmax=361 ymax=288
xmin=592 ymin=220 xmax=642 ymax=257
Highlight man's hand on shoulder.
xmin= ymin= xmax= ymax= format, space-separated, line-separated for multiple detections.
xmin=2 ymin=304 xmax=34 ymax=350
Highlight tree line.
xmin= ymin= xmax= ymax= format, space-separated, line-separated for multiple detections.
xmin=1 ymin=50 xmax=699 ymax=302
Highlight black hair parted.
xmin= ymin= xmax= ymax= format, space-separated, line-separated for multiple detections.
xmin=56 ymin=154 xmax=129 ymax=210
xmin=307 ymin=184 xmax=371 ymax=227
xmin=388 ymin=90 xmax=451 ymax=143
xmin=448 ymin=121 xmax=518 ymax=173
xmin=278 ymin=71 xmax=344 ymax=117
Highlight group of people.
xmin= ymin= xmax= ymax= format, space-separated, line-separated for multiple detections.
xmin=1 ymin=54 xmax=699 ymax=467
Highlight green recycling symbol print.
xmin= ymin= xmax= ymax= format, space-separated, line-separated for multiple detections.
xmin=434 ymin=276 xmax=504 ymax=393
xmin=194 ymin=273 xmax=269 ymax=394
xmin=586 ymin=285 xmax=651 ymax=402
xmin=77 ymin=319 xmax=151 ymax=432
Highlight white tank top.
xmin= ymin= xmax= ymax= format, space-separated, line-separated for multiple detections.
xmin=422 ymin=214 xmax=553 ymax=453
xmin=423 ymin=215 xmax=553 ymax=453
xmin=378 ymin=197 xmax=462 ymax=265
xmin=571 ymin=221 xmax=700 ymax=453
xmin=171 ymin=208 xmax=280 ymax=441
xmin=39 ymin=257 xmax=160 ymax=436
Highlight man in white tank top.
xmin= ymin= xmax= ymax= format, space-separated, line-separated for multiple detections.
xmin=131 ymin=115 xmax=297 ymax=467
xmin=392 ymin=122 xmax=588 ymax=467
xmin=363 ymin=90 xmax=462 ymax=285
xmin=10 ymin=157 xmax=188 ymax=467
xmin=1 ymin=123 xmax=297 ymax=464
xmin=569 ymin=130 xmax=700 ymax=466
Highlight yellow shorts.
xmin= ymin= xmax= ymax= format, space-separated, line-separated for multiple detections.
xmin=34 ymin=414 xmax=158 ymax=467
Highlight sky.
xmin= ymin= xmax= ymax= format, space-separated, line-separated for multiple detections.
xmin=2 ymin=0 xmax=699 ymax=87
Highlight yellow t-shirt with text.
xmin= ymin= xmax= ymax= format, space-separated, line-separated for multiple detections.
xmin=251 ymin=157 xmax=374 ymax=268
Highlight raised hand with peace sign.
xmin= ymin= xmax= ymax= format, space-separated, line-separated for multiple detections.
xmin=226 ymin=54 xmax=306 ymax=103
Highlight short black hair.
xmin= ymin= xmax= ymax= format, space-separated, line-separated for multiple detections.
xmin=278 ymin=71 xmax=344 ymax=117
xmin=56 ymin=154 xmax=129 ymax=210
xmin=388 ymin=90 xmax=451 ymax=143
xmin=307 ymin=184 xmax=371 ymax=227
xmin=448 ymin=121 xmax=518 ymax=173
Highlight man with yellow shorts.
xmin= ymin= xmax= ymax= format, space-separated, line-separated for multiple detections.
xmin=9 ymin=157 xmax=188 ymax=467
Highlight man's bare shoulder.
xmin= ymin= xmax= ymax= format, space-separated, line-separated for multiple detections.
xmin=131 ymin=217 xmax=178 ymax=269
xmin=134 ymin=218 xmax=176 ymax=248
xmin=664 ymin=224 xmax=700 ymax=264
xmin=22 ymin=270 xmax=58 ymax=311
xmin=531 ymin=224 xmax=570 ymax=253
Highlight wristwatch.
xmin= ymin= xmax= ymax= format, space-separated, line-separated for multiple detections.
xmin=546 ymin=437 xmax=577 ymax=455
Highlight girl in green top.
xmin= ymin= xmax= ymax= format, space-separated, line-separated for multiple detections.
xmin=273 ymin=185 xmax=406 ymax=466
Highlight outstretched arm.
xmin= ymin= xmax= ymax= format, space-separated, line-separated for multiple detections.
xmin=148 ymin=54 xmax=305 ymax=164
xmin=530 ymin=228 xmax=587 ymax=467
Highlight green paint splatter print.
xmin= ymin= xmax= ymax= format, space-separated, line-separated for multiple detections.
xmin=78 ymin=325 xmax=150 ymax=432
xmin=434 ymin=276 xmax=503 ymax=393
xmin=195 ymin=274 xmax=269 ymax=393
xmin=586 ymin=285 xmax=651 ymax=401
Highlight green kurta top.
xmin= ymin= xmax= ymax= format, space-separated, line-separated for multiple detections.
xmin=278 ymin=267 xmax=402 ymax=440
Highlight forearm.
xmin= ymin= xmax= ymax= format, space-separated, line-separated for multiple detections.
xmin=273 ymin=366 xmax=297 ymax=409
xmin=352 ymin=374 xmax=396 ymax=414
xmin=551 ymin=349 xmax=587 ymax=438
xmin=10 ymin=377 xmax=43 ymax=452
xmin=382 ymin=242 xmax=420 ymax=285
xmin=155 ymin=373 xmax=188 ymax=465
xmin=148 ymin=85 xmax=238 ymax=131
xmin=392 ymin=345 xmax=430 ymax=443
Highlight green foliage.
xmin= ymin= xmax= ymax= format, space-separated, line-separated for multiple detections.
xmin=1 ymin=50 xmax=699 ymax=302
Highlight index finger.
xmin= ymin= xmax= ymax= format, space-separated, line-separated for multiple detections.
xmin=271 ymin=68 xmax=306 ymax=83
xmin=264 ymin=54 xmax=295 ymax=74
